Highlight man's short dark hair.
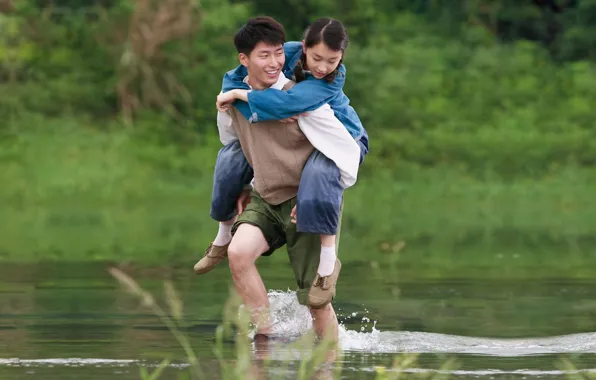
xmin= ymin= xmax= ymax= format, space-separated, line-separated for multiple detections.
xmin=234 ymin=16 xmax=286 ymax=56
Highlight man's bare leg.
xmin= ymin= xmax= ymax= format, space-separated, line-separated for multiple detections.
xmin=227 ymin=223 xmax=272 ymax=334
xmin=310 ymin=303 xmax=340 ymax=368
xmin=310 ymin=303 xmax=339 ymax=344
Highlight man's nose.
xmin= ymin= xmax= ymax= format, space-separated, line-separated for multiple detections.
xmin=268 ymin=56 xmax=279 ymax=66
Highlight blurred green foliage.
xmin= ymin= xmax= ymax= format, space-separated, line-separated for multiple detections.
xmin=1 ymin=116 xmax=595 ymax=271
xmin=2 ymin=1 xmax=596 ymax=265
xmin=1 ymin=0 xmax=596 ymax=181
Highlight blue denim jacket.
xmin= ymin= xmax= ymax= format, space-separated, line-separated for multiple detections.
xmin=221 ymin=41 xmax=366 ymax=141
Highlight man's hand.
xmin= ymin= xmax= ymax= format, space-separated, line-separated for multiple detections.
xmin=290 ymin=205 xmax=297 ymax=224
xmin=280 ymin=112 xmax=309 ymax=124
xmin=216 ymin=90 xmax=237 ymax=112
xmin=236 ymin=189 xmax=251 ymax=215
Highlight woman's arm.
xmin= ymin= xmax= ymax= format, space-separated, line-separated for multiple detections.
xmin=218 ymin=42 xmax=302 ymax=122
xmin=246 ymin=65 xmax=346 ymax=122
xmin=216 ymin=89 xmax=249 ymax=111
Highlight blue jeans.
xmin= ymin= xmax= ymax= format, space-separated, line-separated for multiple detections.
xmin=210 ymin=129 xmax=369 ymax=235
xmin=209 ymin=141 xmax=254 ymax=222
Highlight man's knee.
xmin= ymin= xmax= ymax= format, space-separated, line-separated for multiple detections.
xmin=228 ymin=224 xmax=269 ymax=273
xmin=309 ymin=303 xmax=333 ymax=316
xmin=227 ymin=241 xmax=256 ymax=273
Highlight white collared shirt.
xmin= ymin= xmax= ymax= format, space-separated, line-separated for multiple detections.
xmin=217 ymin=73 xmax=360 ymax=188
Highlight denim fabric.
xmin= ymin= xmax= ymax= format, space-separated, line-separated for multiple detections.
xmin=294 ymin=150 xmax=342 ymax=235
xmin=209 ymin=140 xmax=254 ymax=222
xmin=221 ymin=42 xmax=365 ymax=140
xmin=357 ymin=127 xmax=369 ymax=164
xmin=211 ymin=135 xmax=369 ymax=234
xmin=282 ymin=41 xmax=303 ymax=77
xmin=212 ymin=41 xmax=371 ymax=232
xmin=296 ymin=135 xmax=368 ymax=235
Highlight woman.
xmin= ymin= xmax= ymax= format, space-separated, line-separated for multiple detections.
xmin=198 ymin=17 xmax=368 ymax=308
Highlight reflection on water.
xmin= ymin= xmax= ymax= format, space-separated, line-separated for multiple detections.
xmin=1 ymin=261 xmax=596 ymax=379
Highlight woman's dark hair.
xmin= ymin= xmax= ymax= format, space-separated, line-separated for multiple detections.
xmin=234 ymin=16 xmax=286 ymax=56
xmin=293 ymin=17 xmax=349 ymax=83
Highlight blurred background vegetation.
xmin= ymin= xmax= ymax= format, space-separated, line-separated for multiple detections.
xmin=1 ymin=0 xmax=595 ymax=278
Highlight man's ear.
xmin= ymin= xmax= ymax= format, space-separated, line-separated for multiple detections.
xmin=239 ymin=53 xmax=249 ymax=68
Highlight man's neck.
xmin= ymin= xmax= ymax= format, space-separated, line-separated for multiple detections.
xmin=244 ymin=72 xmax=289 ymax=91
xmin=247 ymin=77 xmax=269 ymax=90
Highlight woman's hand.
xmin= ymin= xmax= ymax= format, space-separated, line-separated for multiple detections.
xmin=236 ymin=189 xmax=251 ymax=215
xmin=216 ymin=90 xmax=238 ymax=112
xmin=216 ymin=89 xmax=249 ymax=112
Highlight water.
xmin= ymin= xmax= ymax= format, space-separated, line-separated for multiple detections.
xmin=1 ymin=261 xmax=596 ymax=379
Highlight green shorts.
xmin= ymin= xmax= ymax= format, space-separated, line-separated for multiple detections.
xmin=232 ymin=191 xmax=341 ymax=306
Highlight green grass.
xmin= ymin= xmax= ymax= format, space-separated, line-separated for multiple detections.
xmin=1 ymin=117 xmax=595 ymax=278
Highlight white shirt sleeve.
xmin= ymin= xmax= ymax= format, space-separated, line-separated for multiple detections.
xmin=217 ymin=111 xmax=238 ymax=145
xmin=297 ymin=104 xmax=360 ymax=188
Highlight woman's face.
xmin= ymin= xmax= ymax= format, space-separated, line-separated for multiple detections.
xmin=302 ymin=41 xmax=343 ymax=79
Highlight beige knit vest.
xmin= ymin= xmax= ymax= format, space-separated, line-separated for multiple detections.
xmin=228 ymin=81 xmax=315 ymax=205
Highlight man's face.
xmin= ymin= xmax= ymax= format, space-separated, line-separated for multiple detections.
xmin=239 ymin=42 xmax=285 ymax=89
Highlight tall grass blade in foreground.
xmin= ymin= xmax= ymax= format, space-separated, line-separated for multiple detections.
xmin=109 ymin=266 xmax=459 ymax=380
xmin=108 ymin=267 xmax=203 ymax=379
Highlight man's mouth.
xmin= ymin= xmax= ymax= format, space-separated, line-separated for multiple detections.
xmin=265 ymin=69 xmax=279 ymax=78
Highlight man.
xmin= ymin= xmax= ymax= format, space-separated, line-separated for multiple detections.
xmin=199 ymin=16 xmax=359 ymax=342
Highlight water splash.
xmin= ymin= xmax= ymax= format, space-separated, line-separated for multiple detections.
xmin=349 ymin=367 xmax=596 ymax=377
xmin=3 ymin=289 xmax=596 ymax=375
xmin=264 ymin=290 xmax=596 ymax=356
xmin=2 ymin=358 xmax=596 ymax=378
xmin=267 ymin=289 xmax=313 ymax=337
xmin=0 ymin=358 xmax=137 ymax=367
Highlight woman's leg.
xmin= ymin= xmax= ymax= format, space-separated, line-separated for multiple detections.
xmin=297 ymin=136 xmax=368 ymax=275
xmin=195 ymin=140 xmax=253 ymax=275
xmin=296 ymin=150 xmax=342 ymax=278
xmin=210 ymin=140 xmax=254 ymax=223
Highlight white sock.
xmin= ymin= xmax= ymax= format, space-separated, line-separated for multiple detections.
xmin=213 ymin=222 xmax=233 ymax=246
xmin=317 ymin=245 xmax=336 ymax=277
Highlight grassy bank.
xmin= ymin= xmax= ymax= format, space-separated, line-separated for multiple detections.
xmin=1 ymin=118 xmax=595 ymax=278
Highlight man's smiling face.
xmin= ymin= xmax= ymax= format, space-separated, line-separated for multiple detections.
xmin=240 ymin=42 xmax=285 ymax=90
